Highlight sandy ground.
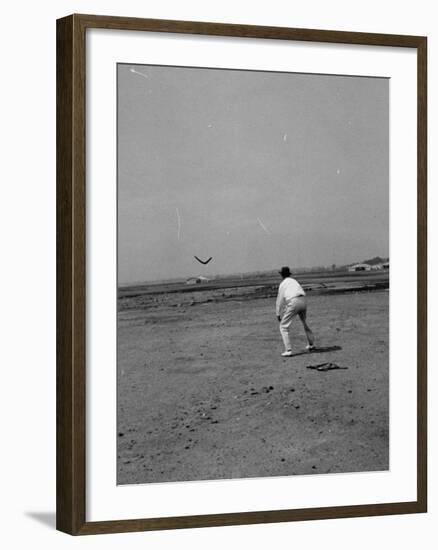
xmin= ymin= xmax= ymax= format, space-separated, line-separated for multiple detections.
xmin=117 ymin=289 xmax=389 ymax=484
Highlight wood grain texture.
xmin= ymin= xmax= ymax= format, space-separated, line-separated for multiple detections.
xmin=416 ymin=37 xmax=428 ymax=513
xmin=56 ymin=15 xmax=74 ymax=534
xmin=74 ymin=13 xmax=425 ymax=48
xmin=56 ymin=13 xmax=428 ymax=535
xmin=56 ymin=14 xmax=86 ymax=535
xmin=77 ymin=501 xmax=423 ymax=535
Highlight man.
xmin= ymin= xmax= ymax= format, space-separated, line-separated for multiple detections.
xmin=276 ymin=266 xmax=315 ymax=357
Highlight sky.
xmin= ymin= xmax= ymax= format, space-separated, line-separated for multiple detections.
xmin=118 ymin=64 xmax=389 ymax=285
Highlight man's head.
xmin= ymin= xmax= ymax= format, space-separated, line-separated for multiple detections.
xmin=279 ymin=266 xmax=292 ymax=279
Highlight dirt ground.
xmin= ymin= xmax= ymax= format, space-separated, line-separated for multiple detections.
xmin=117 ymin=288 xmax=389 ymax=484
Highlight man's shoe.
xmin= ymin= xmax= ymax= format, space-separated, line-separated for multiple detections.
xmin=305 ymin=345 xmax=315 ymax=352
xmin=281 ymin=350 xmax=293 ymax=357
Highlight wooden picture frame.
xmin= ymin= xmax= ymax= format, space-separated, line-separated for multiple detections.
xmin=56 ymin=13 xmax=427 ymax=535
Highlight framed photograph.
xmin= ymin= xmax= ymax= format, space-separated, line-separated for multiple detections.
xmin=56 ymin=14 xmax=427 ymax=535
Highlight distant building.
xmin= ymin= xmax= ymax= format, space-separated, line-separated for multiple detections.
xmin=348 ymin=263 xmax=372 ymax=272
xmin=186 ymin=276 xmax=210 ymax=285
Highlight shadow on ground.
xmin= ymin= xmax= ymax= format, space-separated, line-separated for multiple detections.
xmin=289 ymin=345 xmax=342 ymax=357
xmin=25 ymin=512 xmax=56 ymax=529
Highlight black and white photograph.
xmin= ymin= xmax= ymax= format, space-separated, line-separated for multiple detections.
xmin=117 ymin=63 xmax=389 ymax=485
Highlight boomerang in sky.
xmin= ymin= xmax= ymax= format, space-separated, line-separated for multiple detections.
xmin=194 ymin=256 xmax=213 ymax=265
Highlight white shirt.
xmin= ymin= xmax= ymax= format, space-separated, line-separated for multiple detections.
xmin=276 ymin=277 xmax=305 ymax=316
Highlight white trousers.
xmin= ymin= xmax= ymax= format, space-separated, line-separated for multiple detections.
xmin=279 ymin=296 xmax=307 ymax=351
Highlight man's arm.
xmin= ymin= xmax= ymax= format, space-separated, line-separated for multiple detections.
xmin=276 ymin=284 xmax=283 ymax=319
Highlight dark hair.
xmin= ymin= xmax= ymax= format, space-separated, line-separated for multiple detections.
xmin=279 ymin=266 xmax=291 ymax=277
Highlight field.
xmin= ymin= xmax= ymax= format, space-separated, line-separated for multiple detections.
xmin=117 ymin=271 xmax=389 ymax=484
